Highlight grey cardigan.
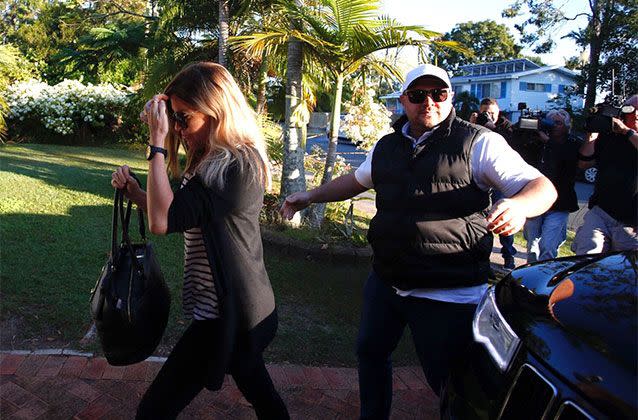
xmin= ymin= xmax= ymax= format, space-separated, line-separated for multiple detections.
xmin=166 ymin=158 xmax=276 ymax=389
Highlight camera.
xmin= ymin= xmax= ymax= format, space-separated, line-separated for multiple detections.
xmin=475 ymin=112 xmax=491 ymax=126
xmin=516 ymin=102 xmax=555 ymax=131
xmin=585 ymin=96 xmax=635 ymax=133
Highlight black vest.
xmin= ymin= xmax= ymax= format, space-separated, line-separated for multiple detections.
xmin=368 ymin=111 xmax=493 ymax=289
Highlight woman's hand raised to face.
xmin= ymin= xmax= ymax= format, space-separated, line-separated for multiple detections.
xmin=141 ymin=94 xmax=170 ymax=147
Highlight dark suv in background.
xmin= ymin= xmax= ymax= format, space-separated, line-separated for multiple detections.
xmin=441 ymin=251 xmax=637 ymax=419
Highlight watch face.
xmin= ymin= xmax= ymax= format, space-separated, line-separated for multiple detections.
xmin=145 ymin=145 xmax=152 ymax=160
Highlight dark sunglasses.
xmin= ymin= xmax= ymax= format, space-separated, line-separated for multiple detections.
xmin=405 ymin=88 xmax=449 ymax=104
xmin=169 ymin=111 xmax=192 ymax=129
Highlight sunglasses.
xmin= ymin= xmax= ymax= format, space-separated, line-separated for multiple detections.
xmin=404 ymin=88 xmax=449 ymax=104
xmin=169 ymin=111 xmax=193 ymax=130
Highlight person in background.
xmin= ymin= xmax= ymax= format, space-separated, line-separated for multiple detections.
xmin=573 ymin=94 xmax=638 ymax=254
xmin=280 ymin=64 xmax=556 ymax=419
xmin=470 ymin=97 xmax=517 ymax=269
xmin=522 ymin=109 xmax=581 ymax=262
xmin=111 ymin=62 xmax=289 ymax=420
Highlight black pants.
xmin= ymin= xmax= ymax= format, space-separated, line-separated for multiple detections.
xmin=356 ymin=272 xmax=477 ymax=420
xmin=136 ymin=319 xmax=289 ymax=419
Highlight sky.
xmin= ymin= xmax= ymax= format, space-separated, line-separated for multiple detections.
xmin=380 ymin=0 xmax=591 ymax=68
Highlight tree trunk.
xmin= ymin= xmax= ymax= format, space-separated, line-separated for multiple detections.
xmin=256 ymin=57 xmax=268 ymax=115
xmin=307 ymin=73 xmax=344 ymax=227
xmin=218 ymin=0 xmax=230 ymax=67
xmin=584 ymin=0 xmax=603 ymax=110
xmin=280 ymin=34 xmax=307 ymax=226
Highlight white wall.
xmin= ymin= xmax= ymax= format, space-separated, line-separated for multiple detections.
xmin=512 ymin=72 xmax=576 ymax=110
xmin=452 ymin=69 xmax=584 ymax=119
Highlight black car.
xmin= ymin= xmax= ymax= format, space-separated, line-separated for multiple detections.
xmin=442 ymin=251 xmax=637 ymax=419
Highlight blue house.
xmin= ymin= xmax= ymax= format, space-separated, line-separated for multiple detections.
xmin=381 ymin=58 xmax=584 ymax=122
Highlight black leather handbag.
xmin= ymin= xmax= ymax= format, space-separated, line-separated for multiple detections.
xmin=90 ymin=174 xmax=171 ymax=365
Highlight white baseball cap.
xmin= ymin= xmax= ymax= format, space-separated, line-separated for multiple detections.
xmin=401 ymin=64 xmax=451 ymax=93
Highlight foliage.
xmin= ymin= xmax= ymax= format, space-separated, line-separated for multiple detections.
xmin=521 ymin=55 xmax=546 ymax=67
xmin=0 ymin=43 xmax=38 ymax=140
xmin=591 ymin=1 xmax=638 ymax=96
xmin=304 ymin=144 xmax=352 ymax=220
xmin=547 ymin=85 xmax=581 ymax=115
xmin=503 ymin=0 xmax=638 ymax=109
xmin=258 ymin=113 xmax=285 ymax=165
xmin=437 ymin=20 xmax=522 ymax=69
xmin=340 ymin=85 xmax=392 ymax=151
xmin=0 ymin=43 xmax=37 ymax=88
xmin=4 ymin=78 xmax=132 ymax=143
xmin=56 ymin=21 xmax=151 ymax=85
xmin=232 ymin=0 xmax=466 ymax=225
xmin=1 ymin=0 xmax=154 ymax=85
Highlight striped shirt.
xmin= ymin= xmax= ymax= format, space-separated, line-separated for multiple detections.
xmin=181 ymin=174 xmax=219 ymax=320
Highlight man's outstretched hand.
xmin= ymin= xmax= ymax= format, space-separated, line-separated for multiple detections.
xmin=486 ymin=198 xmax=527 ymax=236
xmin=280 ymin=192 xmax=312 ymax=220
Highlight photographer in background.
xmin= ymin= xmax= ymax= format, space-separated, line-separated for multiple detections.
xmin=470 ymin=98 xmax=517 ymax=269
xmin=572 ymin=94 xmax=638 ymax=254
xmin=470 ymin=98 xmax=514 ymax=141
xmin=522 ymin=109 xmax=582 ymax=262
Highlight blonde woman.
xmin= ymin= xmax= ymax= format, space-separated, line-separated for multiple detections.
xmin=111 ymin=62 xmax=288 ymax=419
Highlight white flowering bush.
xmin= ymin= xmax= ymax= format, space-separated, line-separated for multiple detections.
xmin=341 ymin=87 xmax=393 ymax=151
xmin=4 ymin=78 xmax=131 ymax=141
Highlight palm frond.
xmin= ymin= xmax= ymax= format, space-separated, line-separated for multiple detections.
xmin=229 ymin=31 xmax=290 ymax=60
xmin=327 ymin=0 xmax=378 ymax=40
xmin=344 ymin=55 xmax=403 ymax=80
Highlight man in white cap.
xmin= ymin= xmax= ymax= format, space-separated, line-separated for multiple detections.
xmin=280 ymin=64 xmax=556 ymax=418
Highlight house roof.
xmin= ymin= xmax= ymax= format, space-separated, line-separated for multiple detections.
xmin=455 ymin=58 xmax=541 ymax=77
xmin=379 ymin=59 xmax=580 ymax=100
xmin=450 ymin=59 xmax=579 ymax=84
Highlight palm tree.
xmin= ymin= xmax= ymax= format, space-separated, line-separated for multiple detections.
xmin=218 ymin=0 xmax=230 ymax=66
xmin=281 ymin=16 xmax=308 ymax=218
xmin=232 ymin=0 xmax=464 ymax=226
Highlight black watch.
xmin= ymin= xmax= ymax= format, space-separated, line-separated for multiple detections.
xmin=626 ymin=129 xmax=636 ymax=138
xmin=146 ymin=145 xmax=167 ymax=161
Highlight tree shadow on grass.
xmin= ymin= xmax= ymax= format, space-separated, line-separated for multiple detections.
xmin=1 ymin=152 xmax=147 ymax=200
xmin=0 ymin=204 xmax=420 ymax=366
xmin=0 ymin=205 xmax=185 ymax=354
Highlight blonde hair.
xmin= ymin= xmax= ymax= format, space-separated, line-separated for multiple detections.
xmin=163 ymin=62 xmax=271 ymax=190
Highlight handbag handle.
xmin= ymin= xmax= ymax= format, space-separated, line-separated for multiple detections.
xmin=119 ymin=172 xmax=146 ymax=243
xmin=111 ymin=171 xmax=146 ymax=267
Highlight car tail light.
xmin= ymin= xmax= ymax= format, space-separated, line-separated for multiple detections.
xmin=473 ymin=287 xmax=520 ymax=372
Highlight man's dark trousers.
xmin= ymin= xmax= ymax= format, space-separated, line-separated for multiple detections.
xmin=356 ymin=272 xmax=477 ymax=419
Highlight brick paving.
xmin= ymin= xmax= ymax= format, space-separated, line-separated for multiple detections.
xmin=0 ymin=353 xmax=439 ymax=419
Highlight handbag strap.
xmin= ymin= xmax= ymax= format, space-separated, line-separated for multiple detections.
xmin=128 ymin=172 xmax=146 ymax=241
xmin=113 ymin=171 xmax=147 ymax=269
xmin=110 ymin=188 xmax=120 ymax=260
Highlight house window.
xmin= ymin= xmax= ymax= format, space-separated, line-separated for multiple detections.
xmin=472 ymin=82 xmax=505 ymax=99
xmin=520 ymin=82 xmax=552 ymax=92
xmin=558 ymin=84 xmax=574 ymax=94
xmin=500 ymin=82 xmax=507 ymax=99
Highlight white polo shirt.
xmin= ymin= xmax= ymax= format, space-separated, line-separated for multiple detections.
xmin=354 ymin=122 xmax=542 ymax=304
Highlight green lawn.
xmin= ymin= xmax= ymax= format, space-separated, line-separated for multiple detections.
xmin=0 ymin=143 xmax=418 ymax=366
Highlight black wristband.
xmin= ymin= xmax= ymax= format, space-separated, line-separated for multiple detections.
xmin=577 ymin=152 xmax=595 ymax=161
